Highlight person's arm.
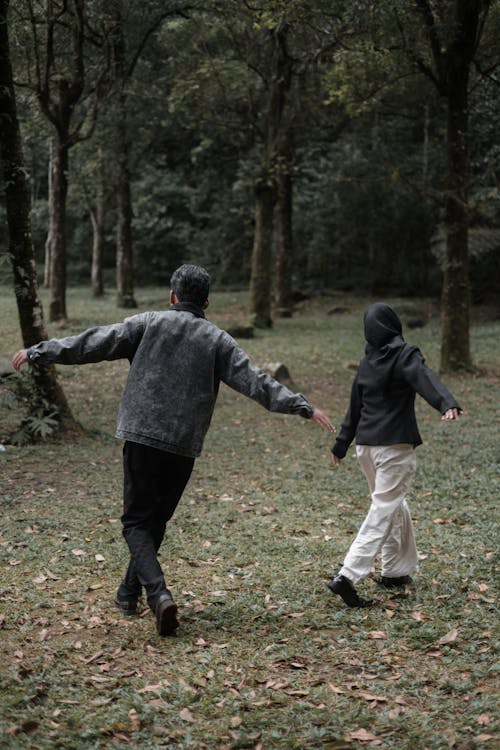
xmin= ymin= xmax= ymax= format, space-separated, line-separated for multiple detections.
xmin=398 ymin=346 xmax=462 ymax=416
xmin=331 ymin=372 xmax=361 ymax=463
xmin=217 ymin=334 xmax=334 ymax=431
xmin=12 ymin=314 xmax=148 ymax=369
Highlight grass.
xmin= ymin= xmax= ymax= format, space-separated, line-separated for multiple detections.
xmin=0 ymin=285 xmax=498 ymax=750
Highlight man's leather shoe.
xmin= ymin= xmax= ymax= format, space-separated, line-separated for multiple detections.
xmin=155 ymin=591 xmax=179 ymax=636
xmin=378 ymin=575 xmax=412 ymax=588
xmin=114 ymin=597 xmax=138 ymax=616
xmin=327 ymin=574 xmax=372 ymax=608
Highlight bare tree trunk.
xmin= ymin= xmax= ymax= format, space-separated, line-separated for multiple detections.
xmin=91 ymin=152 xmax=105 ymax=297
xmin=113 ymin=13 xmax=137 ymax=309
xmin=412 ymin=0 xmax=488 ymax=371
xmin=115 ymin=126 xmax=136 ymax=308
xmin=249 ymin=24 xmax=291 ymax=328
xmin=0 ymin=0 xmax=75 ymax=429
xmin=274 ymin=145 xmax=293 ymax=317
xmin=440 ymin=69 xmax=472 ymax=371
xmin=44 ymin=138 xmax=53 ymax=288
xmin=249 ymin=181 xmax=275 ymax=328
xmin=48 ymin=135 xmax=69 ymax=321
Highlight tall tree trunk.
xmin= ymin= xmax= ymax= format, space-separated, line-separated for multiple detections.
xmin=0 ymin=0 xmax=75 ymax=429
xmin=48 ymin=135 xmax=69 ymax=321
xmin=249 ymin=24 xmax=291 ymax=328
xmin=249 ymin=180 xmax=275 ymax=328
xmin=113 ymin=14 xmax=136 ymax=309
xmin=115 ymin=128 xmax=136 ymax=308
xmin=413 ymin=0 xmax=487 ymax=371
xmin=44 ymin=138 xmax=53 ymax=287
xmin=274 ymin=146 xmax=294 ymax=317
xmin=91 ymin=152 xmax=105 ymax=297
xmin=441 ymin=73 xmax=472 ymax=371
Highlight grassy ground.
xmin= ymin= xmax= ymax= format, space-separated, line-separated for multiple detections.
xmin=0 ymin=286 xmax=498 ymax=750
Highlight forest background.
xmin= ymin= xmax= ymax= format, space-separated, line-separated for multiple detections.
xmin=1 ymin=1 xmax=499 ymax=369
xmin=0 ymin=3 xmax=499 ymax=748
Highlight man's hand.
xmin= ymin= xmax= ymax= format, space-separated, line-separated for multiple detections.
xmin=312 ymin=408 xmax=335 ymax=433
xmin=331 ymin=454 xmax=342 ymax=467
xmin=12 ymin=350 xmax=28 ymax=371
xmin=441 ymin=407 xmax=461 ymax=421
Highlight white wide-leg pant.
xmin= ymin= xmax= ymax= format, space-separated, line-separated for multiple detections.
xmin=339 ymin=444 xmax=418 ymax=585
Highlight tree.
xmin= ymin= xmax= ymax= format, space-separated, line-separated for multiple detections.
xmin=398 ymin=0 xmax=495 ymax=371
xmin=0 ymin=0 xmax=75 ymax=432
xmin=24 ymin=0 xmax=87 ymax=321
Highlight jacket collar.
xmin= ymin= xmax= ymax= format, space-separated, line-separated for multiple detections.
xmin=170 ymin=302 xmax=206 ymax=319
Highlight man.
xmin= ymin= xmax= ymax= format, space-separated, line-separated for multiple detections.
xmin=13 ymin=264 xmax=334 ymax=636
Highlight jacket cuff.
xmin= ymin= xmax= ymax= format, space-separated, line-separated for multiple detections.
xmin=332 ymin=443 xmax=348 ymax=459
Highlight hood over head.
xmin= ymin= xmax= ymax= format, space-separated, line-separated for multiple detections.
xmin=364 ymin=303 xmax=403 ymax=349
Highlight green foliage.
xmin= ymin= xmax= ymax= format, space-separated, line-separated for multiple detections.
xmin=2 ymin=372 xmax=60 ymax=446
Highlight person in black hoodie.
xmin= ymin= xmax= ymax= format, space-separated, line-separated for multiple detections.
xmin=328 ymin=303 xmax=461 ymax=607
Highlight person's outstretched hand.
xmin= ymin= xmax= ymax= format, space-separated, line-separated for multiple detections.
xmin=12 ymin=350 xmax=28 ymax=371
xmin=441 ymin=407 xmax=461 ymax=421
xmin=312 ymin=408 xmax=335 ymax=433
xmin=331 ymin=453 xmax=342 ymax=467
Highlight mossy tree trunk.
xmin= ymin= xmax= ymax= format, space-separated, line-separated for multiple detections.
xmin=0 ymin=0 xmax=75 ymax=429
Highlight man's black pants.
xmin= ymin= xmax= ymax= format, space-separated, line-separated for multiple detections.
xmin=117 ymin=441 xmax=194 ymax=609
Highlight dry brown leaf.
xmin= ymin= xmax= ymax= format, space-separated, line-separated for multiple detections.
xmin=476 ymin=734 xmax=494 ymax=742
xmin=128 ymin=709 xmax=141 ymax=732
xmin=230 ymin=716 xmax=242 ymax=728
xmin=438 ymin=628 xmax=458 ymax=645
xmin=410 ymin=611 xmax=425 ymax=622
xmin=328 ymin=683 xmax=345 ymax=694
xmin=179 ymin=707 xmax=195 ymax=722
xmin=368 ymin=630 xmax=387 ymax=640
xmin=476 ymin=714 xmax=490 ymax=726
xmin=358 ymin=692 xmax=387 ymax=703
xmin=345 ymin=728 xmax=380 ymax=742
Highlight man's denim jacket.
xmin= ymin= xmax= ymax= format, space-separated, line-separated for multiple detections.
xmin=27 ymin=308 xmax=314 ymax=457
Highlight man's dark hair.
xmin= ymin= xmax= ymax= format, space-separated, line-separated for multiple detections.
xmin=170 ymin=264 xmax=210 ymax=306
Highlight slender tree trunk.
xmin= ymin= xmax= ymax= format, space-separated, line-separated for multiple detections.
xmin=115 ymin=128 xmax=136 ymax=308
xmin=249 ymin=180 xmax=275 ymax=328
xmin=44 ymin=138 xmax=53 ymax=287
xmin=49 ymin=135 xmax=69 ymax=321
xmin=440 ymin=71 xmax=472 ymax=371
xmin=249 ymin=25 xmax=290 ymax=328
xmin=274 ymin=143 xmax=294 ymax=317
xmin=0 ymin=0 xmax=75 ymax=429
xmin=91 ymin=152 xmax=105 ymax=297
xmin=113 ymin=14 xmax=136 ymax=309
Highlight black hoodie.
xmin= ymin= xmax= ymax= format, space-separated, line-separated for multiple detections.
xmin=332 ymin=303 xmax=460 ymax=459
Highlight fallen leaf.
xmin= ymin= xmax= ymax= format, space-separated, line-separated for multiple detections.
xmin=179 ymin=708 xmax=195 ymax=722
xmin=476 ymin=714 xmax=490 ymax=726
xmin=358 ymin=692 xmax=387 ymax=703
xmin=345 ymin=728 xmax=380 ymax=742
xmin=438 ymin=628 xmax=458 ymax=645
xmin=368 ymin=631 xmax=387 ymax=640
xmin=128 ymin=709 xmax=141 ymax=732
xmin=410 ymin=611 xmax=425 ymax=622
xmin=230 ymin=716 xmax=242 ymax=728
xmin=72 ymin=549 xmax=86 ymax=557
xmin=475 ymin=734 xmax=494 ymax=742
xmin=95 ymin=554 xmax=105 ymax=563
xmin=328 ymin=684 xmax=345 ymax=694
